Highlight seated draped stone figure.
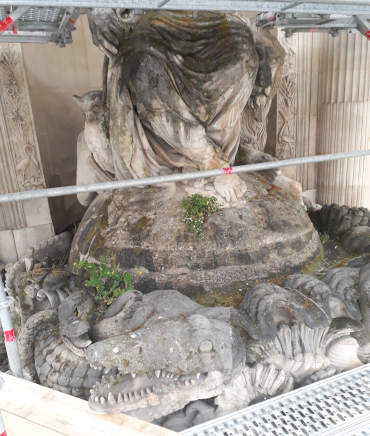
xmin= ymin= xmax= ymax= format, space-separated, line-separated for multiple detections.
xmin=74 ymin=8 xmax=300 ymax=207
xmin=70 ymin=9 xmax=316 ymax=294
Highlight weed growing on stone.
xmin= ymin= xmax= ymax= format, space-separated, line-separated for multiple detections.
xmin=76 ymin=260 xmax=134 ymax=305
xmin=181 ymin=194 xmax=221 ymax=236
xmin=319 ymin=232 xmax=330 ymax=244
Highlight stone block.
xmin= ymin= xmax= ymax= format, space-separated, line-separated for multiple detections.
xmin=13 ymin=224 xmax=54 ymax=258
xmin=0 ymin=230 xmax=18 ymax=264
xmin=23 ymin=198 xmax=53 ymax=228
xmin=302 ymin=189 xmax=317 ymax=205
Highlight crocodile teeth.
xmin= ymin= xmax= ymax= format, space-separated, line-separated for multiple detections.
xmin=103 ymin=368 xmax=110 ymax=374
xmin=131 ymin=373 xmax=136 ymax=379
xmin=94 ymin=396 xmax=99 ymax=402
xmin=108 ymin=392 xmax=116 ymax=405
xmin=100 ymin=397 xmax=106 ymax=405
xmin=146 ymin=387 xmax=153 ymax=394
xmin=190 ymin=379 xmax=196 ymax=385
xmin=196 ymin=373 xmax=201 ymax=379
xmin=185 ymin=380 xmax=191 ymax=386
xmin=155 ymin=370 xmax=161 ymax=378
xmin=118 ymin=393 xmax=123 ymax=403
xmin=134 ymin=391 xmax=141 ymax=400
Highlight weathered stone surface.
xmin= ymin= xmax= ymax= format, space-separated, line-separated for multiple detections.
xmin=309 ymin=203 xmax=370 ymax=254
xmin=0 ymin=43 xmax=54 ymax=263
xmin=69 ymin=176 xmax=320 ymax=295
xmin=12 ymin=229 xmax=369 ymax=430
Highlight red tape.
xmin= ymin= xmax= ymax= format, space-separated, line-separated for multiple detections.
xmin=223 ymin=167 xmax=233 ymax=175
xmin=69 ymin=17 xmax=76 ymax=24
xmin=366 ymin=30 xmax=370 ymax=40
xmin=4 ymin=329 xmax=15 ymax=343
xmin=0 ymin=16 xmax=13 ymax=32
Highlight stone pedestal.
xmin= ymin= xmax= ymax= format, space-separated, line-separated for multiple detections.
xmin=0 ymin=44 xmax=54 ymax=264
xmin=69 ymin=175 xmax=321 ymax=296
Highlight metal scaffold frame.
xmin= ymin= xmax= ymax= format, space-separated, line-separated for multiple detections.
xmin=0 ymin=1 xmax=369 ymax=45
xmin=0 ymin=0 xmax=369 ymax=14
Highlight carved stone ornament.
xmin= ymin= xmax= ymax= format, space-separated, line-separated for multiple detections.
xmin=0 ymin=44 xmax=46 ymax=192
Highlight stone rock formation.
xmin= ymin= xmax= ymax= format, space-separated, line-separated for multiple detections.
xmin=11 ymin=246 xmax=369 ymax=431
xmin=68 ymin=182 xmax=319 ymax=295
xmin=309 ymin=203 xmax=370 ymax=254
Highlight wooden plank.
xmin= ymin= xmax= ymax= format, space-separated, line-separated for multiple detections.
xmin=2 ymin=411 xmax=64 ymax=436
xmin=0 ymin=373 xmax=178 ymax=436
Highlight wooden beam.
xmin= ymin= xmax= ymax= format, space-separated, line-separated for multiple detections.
xmin=0 ymin=372 xmax=178 ymax=436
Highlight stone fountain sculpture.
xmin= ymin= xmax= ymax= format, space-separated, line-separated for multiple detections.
xmin=69 ymin=8 xmax=320 ymax=295
xmin=6 ymin=234 xmax=369 ymax=430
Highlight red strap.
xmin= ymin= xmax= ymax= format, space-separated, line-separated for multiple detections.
xmin=0 ymin=16 xmax=13 ymax=32
xmin=69 ymin=17 xmax=76 ymax=24
xmin=12 ymin=22 xmax=17 ymax=34
xmin=366 ymin=30 xmax=370 ymax=40
xmin=4 ymin=329 xmax=15 ymax=343
xmin=223 ymin=167 xmax=233 ymax=175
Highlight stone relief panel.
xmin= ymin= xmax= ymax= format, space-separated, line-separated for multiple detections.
xmin=0 ymin=43 xmax=53 ymax=263
xmin=0 ymin=44 xmax=45 ymax=192
xmin=0 ymin=43 xmax=46 ymax=232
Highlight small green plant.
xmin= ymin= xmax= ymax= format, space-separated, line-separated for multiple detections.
xmin=181 ymin=194 xmax=221 ymax=236
xmin=75 ymin=260 xmax=134 ymax=305
xmin=319 ymin=232 xmax=330 ymax=244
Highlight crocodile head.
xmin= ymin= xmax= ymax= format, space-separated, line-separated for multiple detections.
xmin=85 ymin=312 xmax=245 ymax=420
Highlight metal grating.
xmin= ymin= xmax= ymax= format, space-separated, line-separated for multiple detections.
xmin=0 ymin=6 xmax=62 ymax=23
xmin=182 ymin=364 xmax=370 ymax=436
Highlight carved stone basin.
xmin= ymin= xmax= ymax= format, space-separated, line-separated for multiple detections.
xmin=69 ymin=173 xmax=321 ymax=296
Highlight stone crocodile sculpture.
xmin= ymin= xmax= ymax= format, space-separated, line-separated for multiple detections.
xmin=16 ymin=259 xmax=370 ymax=428
xmin=309 ymin=203 xmax=370 ymax=253
xmin=19 ymin=289 xmax=246 ymax=421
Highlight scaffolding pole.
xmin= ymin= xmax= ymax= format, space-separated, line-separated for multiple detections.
xmin=0 ymin=149 xmax=369 ymax=204
xmin=0 ymin=0 xmax=369 ymax=15
xmin=0 ymin=280 xmax=23 ymax=379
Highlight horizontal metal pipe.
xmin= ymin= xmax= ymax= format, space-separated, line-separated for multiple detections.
xmin=0 ymin=1 xmax=369 ymax=15
xmin=0 ymin=149 xmax=369 ymax=204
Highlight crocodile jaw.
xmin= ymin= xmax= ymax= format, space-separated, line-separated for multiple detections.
xmin=88 ymin=369 xmax=225 ymax=420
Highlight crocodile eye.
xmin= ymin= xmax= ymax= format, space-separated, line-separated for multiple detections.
xmin=199 ymin=340 xmax=213 ymax=352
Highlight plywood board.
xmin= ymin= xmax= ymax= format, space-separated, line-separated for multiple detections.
xmin=0 ymin=372 xmax=178 ymax=436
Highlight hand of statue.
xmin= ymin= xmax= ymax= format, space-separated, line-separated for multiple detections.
xmin=214 ymin=174 xmax=248 ymax=202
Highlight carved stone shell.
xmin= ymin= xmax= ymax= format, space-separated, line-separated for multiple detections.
xmin=327 ymin=337 xmax=363 ymax=371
